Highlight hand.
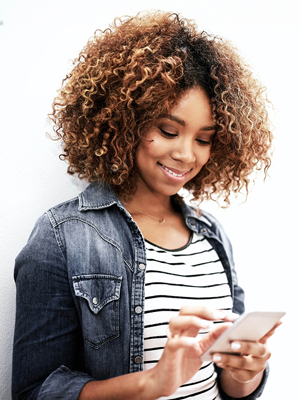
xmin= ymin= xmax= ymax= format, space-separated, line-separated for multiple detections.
xmin=147 ymin=306 xmax=237 ymax=398
xmin=213 ymin=322 xmax=282 ymax=384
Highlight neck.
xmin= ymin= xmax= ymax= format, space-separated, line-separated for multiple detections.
xmin=123 ymin=192 xmax=174 ymax=214
xmin=118 ymin=175 xmax=181 ymax=218
xmin=119 ymin=193 xmax=179 ymax=227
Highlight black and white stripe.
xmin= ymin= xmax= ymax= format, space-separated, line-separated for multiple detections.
xmin=143 ymin=233 xmax=233 ymax=400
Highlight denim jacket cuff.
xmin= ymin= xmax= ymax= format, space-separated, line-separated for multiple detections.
xmin=38 ymin=365 xmax=94 ymax=400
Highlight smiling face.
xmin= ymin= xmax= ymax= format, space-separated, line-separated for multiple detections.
xmin=135 ymin=86 xmax=215 ymax=199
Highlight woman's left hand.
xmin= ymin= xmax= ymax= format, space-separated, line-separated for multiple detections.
xmin=213 ymin=322 xmax=281 ymax=385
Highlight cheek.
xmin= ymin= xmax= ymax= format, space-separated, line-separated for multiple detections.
xmin=144 ymin=139 xmax=167 ymax=158
xmin=196 ymin=148 xmax=211 ymax=167
xmin=135 ymin=142 xmax=160 ymax=170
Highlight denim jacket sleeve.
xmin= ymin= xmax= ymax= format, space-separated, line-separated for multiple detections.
xmin=12 ymin=213 xmax=93 ymax=400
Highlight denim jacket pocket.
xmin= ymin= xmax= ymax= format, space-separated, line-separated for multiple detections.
xmin=72 ymin=274 xmax=122 ymax=349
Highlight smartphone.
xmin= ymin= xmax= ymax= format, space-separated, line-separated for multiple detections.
xmin=200 ymin=311 xmax=285 ymax=362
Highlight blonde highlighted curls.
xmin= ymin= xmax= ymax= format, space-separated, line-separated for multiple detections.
xmin=49 ymin=11 xmax=273 ymax=205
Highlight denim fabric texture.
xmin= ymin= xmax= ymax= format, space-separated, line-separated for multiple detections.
xmin=12 ymin=182 xmax=268 ymax=399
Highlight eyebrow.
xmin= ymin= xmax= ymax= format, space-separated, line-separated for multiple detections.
xmin=160 ymin=114 xmax=216 ymax=131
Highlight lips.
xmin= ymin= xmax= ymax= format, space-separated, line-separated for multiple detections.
xmin=158 ymin=163 xmax=190 ymax=177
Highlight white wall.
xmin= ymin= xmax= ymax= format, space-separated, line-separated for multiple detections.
xmin=1 ymin=0 xmax=298 ymax=398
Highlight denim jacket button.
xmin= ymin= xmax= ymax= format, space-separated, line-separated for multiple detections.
xmin=134 ymin=356 xmax=143 ymax=364
xmin=92 ymin=297 xmax=99 ymax=305
xmin=135 ymin=306 xmax=142 ymax=314
xmin=139 ymin=263 xmax=146 ymax=270
xmin=201 ymin=228 xmax=207 ymax=233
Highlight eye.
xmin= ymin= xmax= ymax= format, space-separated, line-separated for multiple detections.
xmin=196 ymin=139 xmax=212 ymax=146
xmin=159 ymin=128 xmax=178 ymax=138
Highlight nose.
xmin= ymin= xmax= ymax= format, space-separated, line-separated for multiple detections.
xmin=171 ymin=138 xmax=196 ymax=164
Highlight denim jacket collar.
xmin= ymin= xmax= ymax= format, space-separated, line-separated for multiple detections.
xmin=78 ymin=182 xmax=119 ymax=211
xmin=79 ymin=182 xmax=214 ymax=236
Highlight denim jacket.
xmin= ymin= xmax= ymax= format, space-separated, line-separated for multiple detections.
xmin=12 ymin=182 xmax=268 ymax=399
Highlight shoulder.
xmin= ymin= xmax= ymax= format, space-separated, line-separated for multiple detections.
xmin=16 ymin=192 xmax=84 ymax=265
xmin=180 ymin=201 xmax=234 ymax=255
xmin=46 ymin=196 xmax=81 ymax=227
xmin=198 ymin=209 xmax=226 ymax=234
xmin=43 ymin=182 xmax=116 ymax=227
xmin=199 ymin=208 xmax=232 ymax=247
xmin=180 ymin=201 xmax=226 ymax=236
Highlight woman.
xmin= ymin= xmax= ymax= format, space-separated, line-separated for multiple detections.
xmin=12 ymin=11 xmax=276 ymax=400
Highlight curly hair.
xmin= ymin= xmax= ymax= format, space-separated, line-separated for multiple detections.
xmin=48 ymin=10 xmax=273 ymax=205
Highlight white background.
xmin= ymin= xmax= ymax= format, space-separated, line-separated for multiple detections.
xmin=0 ymin=0 xmax=299 ymax=398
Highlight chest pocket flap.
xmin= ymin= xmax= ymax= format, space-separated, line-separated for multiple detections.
xmin=72 ymin=274 xmax=122 ymax=348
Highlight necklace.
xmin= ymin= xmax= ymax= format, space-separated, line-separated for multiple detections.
xmin=123 ymin=202 xmax=173 ymax=224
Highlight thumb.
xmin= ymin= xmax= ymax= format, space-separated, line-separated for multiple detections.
xmin=260 ymin=321 xmax=282 ymax=344
xmin=198 ymin=323 xmax=231 ymax=353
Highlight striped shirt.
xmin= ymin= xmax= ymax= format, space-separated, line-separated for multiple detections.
xmin=143 ymin=232 xmax=233 ymax=400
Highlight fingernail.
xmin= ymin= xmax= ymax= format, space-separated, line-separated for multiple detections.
xmin=201 ymin=321 xmax=214 ymax=329
xmin=226 ymin=312 xmax=239 ymax=321
xmin=231 ymin=342 xmax=241 ymax=351
xmin=212 ymin=310 xmax=226 ymax=320
xmin=213 ymin=354 xmax=222 ymax=362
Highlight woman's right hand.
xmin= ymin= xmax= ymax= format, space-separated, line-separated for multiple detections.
xmin=79 ymin=307 xmax=237 ymax=400
xmin=146 ymin=306 xmax=237 ymax=398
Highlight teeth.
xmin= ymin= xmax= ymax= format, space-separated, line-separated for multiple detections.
xmin=161 ymin=164 xmax=186 ymax=177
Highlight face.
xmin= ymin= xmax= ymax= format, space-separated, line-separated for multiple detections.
xmin=135 ymin=86 xmax=215 ymax=199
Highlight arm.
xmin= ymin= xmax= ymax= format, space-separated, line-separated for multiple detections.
xmin=13 ymin=213 xmax=162 ymax=400
xmin=219 ymin=369 xmax=265 ymax=399
xmin=12 ymin=214 xmax=93 ymax=399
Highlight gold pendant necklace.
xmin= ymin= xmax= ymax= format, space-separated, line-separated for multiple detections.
xmin=123 ymin=202 xmax=172 ymax=223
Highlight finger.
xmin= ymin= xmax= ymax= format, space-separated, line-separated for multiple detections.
xmin=260 ymin=321 xmax=283 ymax=344
xmin=213 ymin=353 xmax=267 ymax=373
xmin=166 ymin=335 xmax=203 ymax=358
xmin=168 ymin=315 xmax=214 ymax=337
xmin=198 ymin=324 xmax=232 ymax=353
xmin=179 ymin=306 xmax=237 ymax=322
xmin=223 ymin=311 xmax=240 ymax=322
xmin=229 ymin=341 xmax=270 ymax=358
